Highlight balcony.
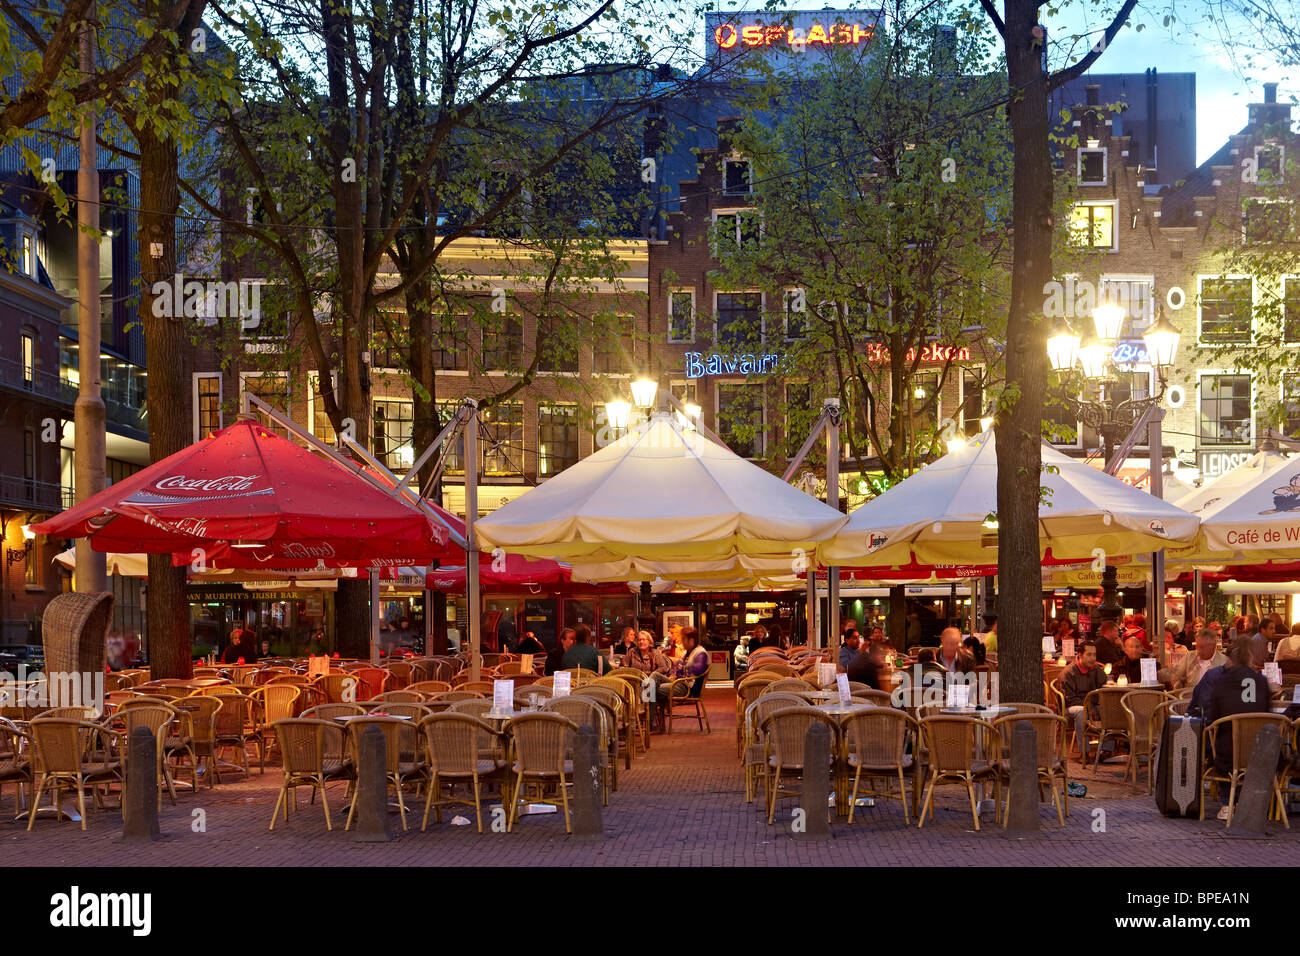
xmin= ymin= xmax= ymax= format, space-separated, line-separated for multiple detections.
xmin=0 ymin=356 xmax=76 ymax=407
xmin=0 ymin=475 xmax=65 ymax=512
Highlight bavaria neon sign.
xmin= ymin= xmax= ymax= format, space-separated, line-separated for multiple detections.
xmin=713 ymin=21 xmax=876 ymax=50
xmin=685 ymin=351 xmax=780 ymax=378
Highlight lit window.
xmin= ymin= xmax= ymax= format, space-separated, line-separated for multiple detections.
xmin=1199 ymin=278 xmax=1253 ymax=345
xmin=715 ymin=292 xmax=763 ymax=350
xmin=1199 ymin=374 xmax=1252 ymax=446
xmin=373 ymin=399 xmax=414 ymax=473
xmin=481 ymin=403 xmax=523 ymax=476
xmin=194 ymin=374 xmax=222 ymax=439
xmin=1068 ymin=202 xmax=1116 ymax=250
xmin=538 ymin=403 xmax=578 ymax=476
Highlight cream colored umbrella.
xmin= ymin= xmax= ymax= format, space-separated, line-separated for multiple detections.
xmin=1174 ymin=451 xmax=1300 ymax=560
xmin=819 ymin=429 xmax=1199 ymax=567
xmin=54 ymin=549 xmax=148 ymax=576
xmin=1173 ymin=449 xmax=1291 ymax=515
xmin=475 ymin=411 xmax=847 ymax=580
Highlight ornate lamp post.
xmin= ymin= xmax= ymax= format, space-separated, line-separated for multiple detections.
xmin=1046 ymin=300 xmax=1181 ymax=624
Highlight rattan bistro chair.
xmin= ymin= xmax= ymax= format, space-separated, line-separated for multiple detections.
xmin=759 ymin=707 xmax=839 ymax=825
xmin=1120 ymin=689 xmax=1166 ymax=788
xmin=342 ymin=717 xmax=425 ymax=831
xmin=542 ymin=695 xmax=614 ymax=803
xmin=251 ymin=685 xmax=301 ymax=763
xmin=421 ymin=713 xmax=508 ymax=833
xmin=917 ymin=715 xmax=1002 ymax=831
xmin=26 ymin=718 xmax=121 ymax=830
xmin=1200 ymin=713 xmax=1293 ymax=827
xmin=742 ymin=694 xmax=810 ymax=805
xmin=842 ymin=708 xmax=918 ymax=824
xmin=178 ymin=695 xmax=224 ymax=789
xmin=663 ymin=671 xmax=710 ymax=735
xmin=503 ymin=712 xmax=580 ymax=833
xmin=268 ymin=718 xmax=351 ymax=831
xmin=992 ymin=713 xmax=1069 ymax=827
xmin=1082 ymin=687 xmax=1131 ymax=769
xmin=408 ymin=680 xmax=453 ymax=695
xmin=0 ymin=717 xmax=32 ymax=817
xmin=113 ymin=699 xmax=190 ymax=805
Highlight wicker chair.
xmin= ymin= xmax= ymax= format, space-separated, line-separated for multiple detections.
xmin=37 ymin=706 xmax=101 ymax=720
xmin=177 ymin=695 xmax=224 ymax=789
xmin=842 ymin=708 xmax=918 ymax=823
xmin=1082 ymin=687 xmax=1132 ymax=769
xmin=917 ymin=715 xmax=1001 ymax=831
xmin=762 ymin=679 xmax=816 ymax=696
xmin=740 ymin=695 xmax=810 ymax=804
xmin=457 ymin=681 xmax=498 ymax=695
xmin=41 ymin=591 xmax=112 ymax=678
xmin=759 ymin=707 xmax=839 ymax=825
xmin=503 ymin=712 xmax=579 ymax=832
xmin=0 ymin=717 xmax=32 ymax=818
xmin=113 ymin=699 xmax=190 ymax=805
xmin=268 ymin=718 xmax=351 ymax=830
xmin=206 ymin=690 xmax=263 ymax=775
xmin=542 ymin=695 xmax=614 ymax=803
xmin=574 ymin=684 xmax=631 ymax=772
xmin=850 ymin=689 xmax=895 ymax=707
xmin=351 ymin=668 xmax=392 ymax=701
xmin=342 ymin=717 xmax=426 ymax=831
xmin=1119 ymin=689 xmax=1167 ymax=788
xmin=302 ymin=703 xmax=365 ymax=720
xmin=421 ymin=713 xmax=508 ymax=832
xmin=25 ymin=718 xmax=121 ymax=830
xmin=371 ymin=690 xmax=426 ymax=704
xmin=663 ymin=671 xmax=710 ymax=735
xmin=992 ymin=713 xmax=1069 ymax=827
xmin=385 ymin=661 xmax=414 ymax=689
xmin=251 ymin=685 xmax=302 ymax=761
xmin=750 ymin=662 xmax=798 ymax=678
xmin=1200 ymin=713 xmax=1293 ymax=827
xmin=407 ymin=680 xmax=453 ymax=695
xmin=314 ymin=673 xmax=360 ymax=704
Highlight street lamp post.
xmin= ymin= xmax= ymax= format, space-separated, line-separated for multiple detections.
xmin=1046 ymin=299 xmax=1181 ymax=626
xmin=607 ymin=378 xmax=661 ymax=626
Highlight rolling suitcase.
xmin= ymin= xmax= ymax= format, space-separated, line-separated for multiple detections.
xmin=1154 ymin=713 xmax=1203 ymax=817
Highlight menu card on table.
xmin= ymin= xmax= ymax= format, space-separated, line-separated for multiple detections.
xmin=836 ymin=673 xmax=851 ymax=705
xmin=519 ymin=653 xmax=533 ymax=674
xmin=1041 ymin=635 xmax=1056 ymax=656
xmin=553 ymin=671 xmax=572 ymax=697
xmin=1140 ymin=658 xmax=1159 ymax=685
xmin=946 ymin=683 xmax=971 ymax=709
xmin=1263 ymin=662 xmax=1282 ymax=686
xmin=493 ymin=679 xmax=514 ymax=713
xmin=307 ymin=655 xmax=330 ymax=678
xmin=1293 ymin=684 xmax=1300 ymax=703
xmin=1062 ymin=639 xmax=1075 ymax=660
xmin=818 ymin=663 xmax=836 ymax=688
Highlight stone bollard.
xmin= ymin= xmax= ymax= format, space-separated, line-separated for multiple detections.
xmin=796 ymin=721 xmax=831 ymax=838
xmin=571 ymin=725 xmax=604 ymax=839
xmin=351 ymin=725 xmax=393 ymax=842
xmin=1004 ymin=721 xmax=1041 ymax=836
xmin=1225 ymin=724 xmax=1283 ymax=835
xmin=122 ymin=725 xmax=162 ymax=842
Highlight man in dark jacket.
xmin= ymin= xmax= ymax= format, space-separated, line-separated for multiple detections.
xmin=1062 ymin=642 xmax=1108 ymax=758
xmin=545 ymin=627 xmax=575 ymax=676
xmin=1092 ymin=622 xmax=1123 ymax=666
xmin=1191 ymin=637 xmax=1271 ymax=819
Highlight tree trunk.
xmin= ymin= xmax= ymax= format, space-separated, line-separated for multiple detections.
xmin=996 ymin=0 xmax=1053 ymax=703
xmin=137 ymin=121 xmax=191 ymax=678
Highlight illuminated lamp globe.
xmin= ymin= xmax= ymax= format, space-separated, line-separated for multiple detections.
xmin=1142 ymin=313 xmax=1181 ymax=370
xmin=1092 ymin=303 xmax=1126 ymax=344
xmin=1046 ymin=324 xmax=1081 ymax=373
xmin=630 ymin=378 xmax=658 ymax=409
xmin=1077 ymin=335 xmax=1111 ymax=380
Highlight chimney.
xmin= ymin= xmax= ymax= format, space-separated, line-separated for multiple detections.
xmin=1085 ymin=84 xmax=1100 ymax=106
xmin=1264 ymin=82 xmax=1278 ymax=104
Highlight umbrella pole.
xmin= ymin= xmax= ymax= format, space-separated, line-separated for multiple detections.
xmin=1148 ymin=411 xmax=1166 ymax=668
xmin=465 ymin=405 xmax=481 ymax=682
xmin=826 ymin=400 xmax=841 ymax=659
xmin=369 ymin=575 xmax=380 ymax=665
xmin=805 ymin=570 xmax=817 ymax=646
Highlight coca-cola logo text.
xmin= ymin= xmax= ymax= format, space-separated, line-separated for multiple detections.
xmin=277 ymin=542 xmax=338 ymax=559
xmin=156 ymin=475 xmax=261 ymax=492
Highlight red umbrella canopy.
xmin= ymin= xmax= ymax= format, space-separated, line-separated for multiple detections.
xmin=34 ymin=419 xmax=453 ymax=563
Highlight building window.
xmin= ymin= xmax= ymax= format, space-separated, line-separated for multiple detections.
xmin=593 ymin=314 xmax=634 ymax=375
xmin=1109 ymin=369 xmax=1153 ymax=408
xmin=1284 ymin=277 xmax=1300 ymax=344
xmin=1078 ymin=148 xmax=1107 ymax=186
xmin=784 ymin=383 xmax=812 ymax=456
xmin=1099 ymin=276 xmax=1155 ymax=333
xmin=23 ymin=426 xmax=35 ymax=498
xmin=960 ymin=370 xmax=984 ymax=437
xmin=21 ymin=231 xmax=35 ymax=277
xmin=370 ymin=314 xmax=406 ymax=370
xmin=308 ymin=373 xmax=337 ymax=444
xmin=1199 ymin=374 xmax=1252 ymax=446
xmin=717 ymin=383 xmax=765 ymax=458
xmin=436 ymin=400 xmax=465 ymax=475
xmin=240 ymin=372 xmax=290 ymax=437
xmin=433 ymin=313 xmax=469 ymax=371
xmin=239 ymin=281 xmax=289 ymax=340
xmin=1283 ymin=372 xmax=1300 ymax=438
xmin=193 ymin=373 xmax=222 ymax=440
xmin=538 ymin=403 xmax=578 ymax=477
xmin=536 ymin=326 xmax=579 ymax=373
xmin=1199 ymin=277 xmax=1253 ymax=345
xmin=712 ymin=210 xmax=762 ymax=254
xmin=20 ymin=331 xmax=35 ymax=389
xmin=668 ymin=291 xmax=695 ymax=344
xmin=910 ymin=372 xmax=940 ymax=441
xmin=1256 ymin=144 xmax=1285 ymax=184
xmin=481 ymin=402 xmax=523 ymax=477
xmin=482 ymin=314 xmax=523 ymax=371
xmin=783 ymin=291 xmax=808 ymax=340
xmin=1244 ymin=199 xmax=1291 ymax=244
xmin=724 ymin=157 xmax=752 ymax=196
xmin=245 ymin=188 xmax=280 ymax=226
xmin=373 ymin=399 xmax=414 ymax=473
xmin=715 ymin=292 xmax=763 ymax=350
xmin=1067 ymin=202 xmax=1116 ymax=250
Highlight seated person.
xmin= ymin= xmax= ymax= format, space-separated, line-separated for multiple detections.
xmin=612 ymin=626 xmax=635 ymax=656
xmin=545 ymin=627 xmax=574 ymax=676
xmin=1191 ymin=638 xmax=1271 ymax=819
xmin=663 ymin=627 xmax=710 ymax=700
xmin=1061 ymin=642 xmax=1107 ymax=757
xmin=846 ymin=642 xmax=888 ymax=689
xmin=733 ymin=636 xmax=751 ymax=674
xmin=1091 ymin=622 xmax=1123 ymax=666
xmin=560 ymin=624 xmax=607 ymax=674
xmin=839 ymin=628 xmax=862 ymax=670
xmin=1162 ymin=628 xmax=1226 ymax=691
xmin=937 ymin=627 xmax=975 ymax=674
xmin=516 ymin=630 xmax=545 ymax=656
xmin=1115 ymin=636 xmax=1147 ymax=684
xmin=962 ymin=635 xmax=986 ymax=666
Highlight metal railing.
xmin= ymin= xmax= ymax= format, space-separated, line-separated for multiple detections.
xmin=0 ymin=356 xmax=76 ymax=405
xmin=0 ymin=475 xmax=65 ymax=511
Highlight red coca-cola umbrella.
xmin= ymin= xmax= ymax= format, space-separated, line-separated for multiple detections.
xmin=34 ymin=419 xmax=454 ymax=563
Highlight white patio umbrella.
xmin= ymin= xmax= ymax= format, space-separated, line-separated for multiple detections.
xmin=1173 ymin=449 xmax=1290 ymax=515
xmin=54 ymin=549 xmax=148 ymax=577
xmin=819 ymin=429 xmax=1200 ymax=567
xmin=474 ymin=411 xmax=847 ymax=580
xmin=1175 ymin=451 xmax=1300 ymax=560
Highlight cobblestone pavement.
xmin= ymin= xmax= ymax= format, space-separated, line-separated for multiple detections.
xmin=3 ymin=688 xmax=1297 ymax=867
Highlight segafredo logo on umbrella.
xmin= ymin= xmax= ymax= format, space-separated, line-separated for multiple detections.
xmin=865 ymin=531 xmax=889 ymax=552
xmin=127 ymin=474 xmax=273 ymax=505
xmin=1148 ymin=519 xmax=1168 ymax=537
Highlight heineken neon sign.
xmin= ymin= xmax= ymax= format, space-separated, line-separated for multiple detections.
xmin=685 ymin=351 xmax=781 ymax=378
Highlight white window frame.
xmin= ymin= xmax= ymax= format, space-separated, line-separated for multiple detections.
xmin=1196 ymin=369 xmax=1255 ymax=448
xmin=910 ymin=371 xmax=942 ymax=430
xmin=306 ymin=371 xmax=339 ymax=443
xmin=1281 ymin=369 xmax=1300 ymax=436
xmin=1068 ymin=200 xmax=1119 ymax=252
xmin=668 ymin=288 xmax=695 ymax=344
xmin=1077 ymin=147 xmax=1108 ymax=186
xmin=723 ymin=155 xmax=753 ymax=197
xmin=1197 ymin=274 xmax=1255 ymax=348
xmin=958 ymin=368 xmax=986 ymax=435
xmin=536 ymin=401 xmax=580 ymax=480
xmin=711 ymin=208 xmax=763 ymax=255
xmin=715 ymin=380 xmax=766 ymax=459
xmin=239 ymin=370 xmax=291 ymax=421
xmin=1242 ymin=196 xmax=1292 ymax=245
xmin=20 ymin=330 xmax=35 ymax=387
xmin=237 ymin=279 xmax=280 ymax=340
xmin=1282 ymin=275 xmax=1300 ymax=346
xmin=1255 ymin=143 xmax=1285 ymax=185
xmin=712 ymin=290 xmax=765 ymax=346
xmin=1099 ymin=274 xmax=1156 ymax=334
xmin=192 ymin=372 xmax=223 ymax=441
xmin=245 ymin=188 xmax=281 ymax=227
xmin=20 ymin=229 xmax=35 ymax=277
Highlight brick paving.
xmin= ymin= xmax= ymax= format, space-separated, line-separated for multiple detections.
xmin=3 ymin=688 xmax=1298 ymax=866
